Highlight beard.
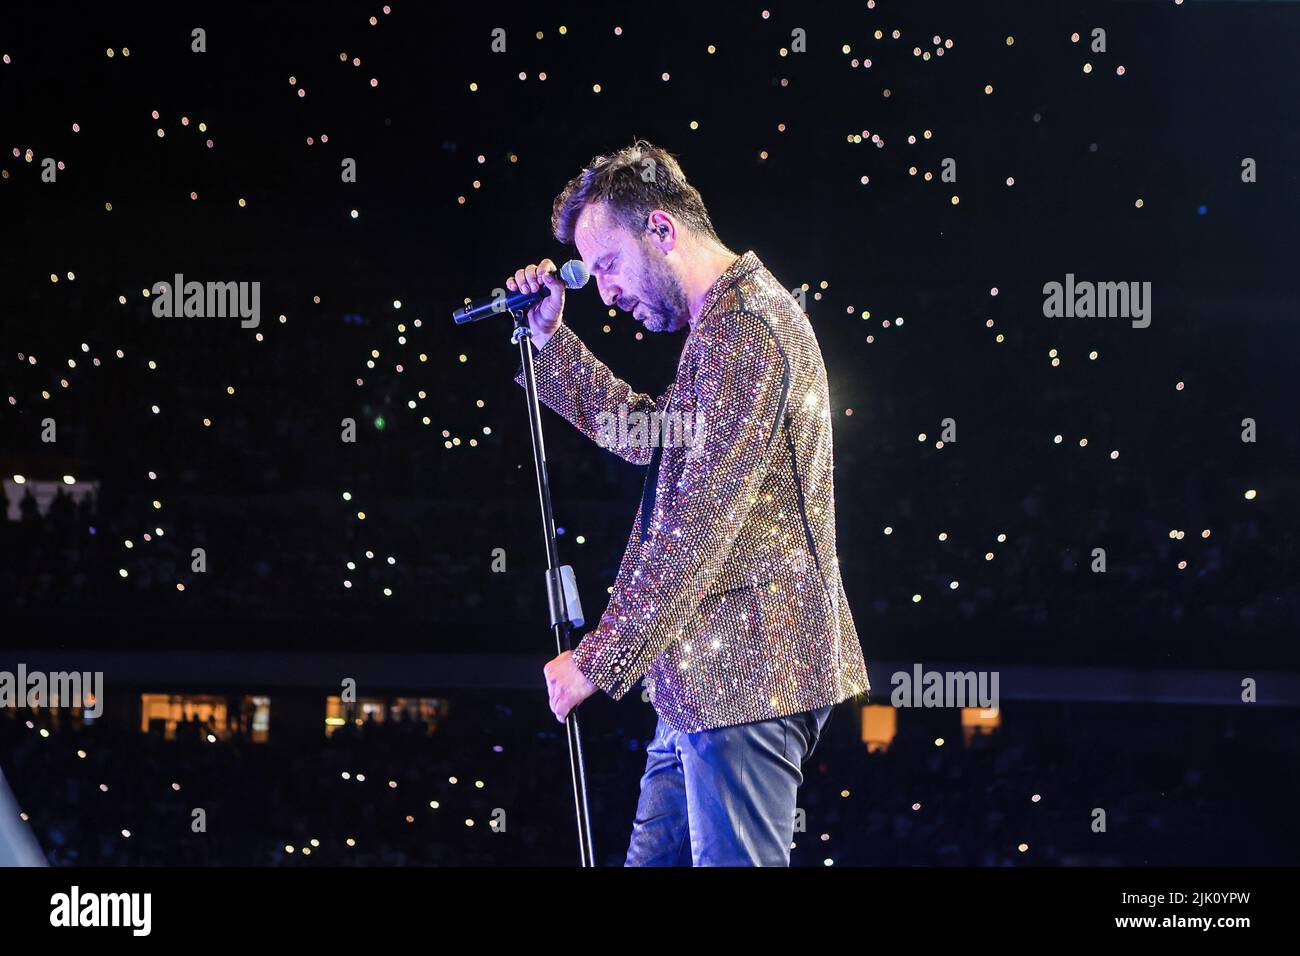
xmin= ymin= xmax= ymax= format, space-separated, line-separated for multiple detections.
xmin=636 ymin=250 xmax=690 ymax=333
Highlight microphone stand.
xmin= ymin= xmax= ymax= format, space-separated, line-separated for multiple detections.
xmin=510 ymin=307 xmax=597 ymax=867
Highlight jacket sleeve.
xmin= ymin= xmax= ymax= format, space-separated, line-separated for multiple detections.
xmin=515 ymin=322 xmax=668 ymax=466
xmin=570 ymin=307 xmax=790 ymax=699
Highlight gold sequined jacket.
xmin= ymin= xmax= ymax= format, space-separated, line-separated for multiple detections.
xmin=518 ymin=251 xmax=869 ymax=732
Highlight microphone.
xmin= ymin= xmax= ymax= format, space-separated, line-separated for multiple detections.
xmin=452 ymin=259 xmax=590 ymax=325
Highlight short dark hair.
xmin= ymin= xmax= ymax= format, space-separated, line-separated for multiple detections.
xmin=551 ymin=140 xmax=720 ymax=245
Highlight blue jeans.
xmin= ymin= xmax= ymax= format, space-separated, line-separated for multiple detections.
xmin=624 ymin=704 xmax=833 ymax=866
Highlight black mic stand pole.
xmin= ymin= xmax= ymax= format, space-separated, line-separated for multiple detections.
xmin=510 ymin=307 xmax=597 ymax=867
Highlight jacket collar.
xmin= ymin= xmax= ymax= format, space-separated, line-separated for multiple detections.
xmin=694 ymin=250 xmax=762 ymax=327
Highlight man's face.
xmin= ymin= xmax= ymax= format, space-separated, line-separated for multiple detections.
xmin=573 ymin=202 xmax=690 ymax=333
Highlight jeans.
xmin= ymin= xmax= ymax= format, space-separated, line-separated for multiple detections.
xmin=624 ymin=704 xmax=834 ymax=866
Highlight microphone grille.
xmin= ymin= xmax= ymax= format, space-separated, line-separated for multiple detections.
xmin=559 ymin=259 xmax=590 ymax=289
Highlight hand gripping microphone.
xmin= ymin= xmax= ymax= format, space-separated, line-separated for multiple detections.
xmin=452 ymin=259 xmax=590 ymax=324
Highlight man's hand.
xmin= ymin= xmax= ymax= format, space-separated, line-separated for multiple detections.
xmin=544 ymin=650 xmax=597 ymax=722
xmin=505 ymin=259 xmax=565 ymax=350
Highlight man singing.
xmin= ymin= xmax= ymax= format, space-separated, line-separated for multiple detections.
xmin=507 ymin=141 xmax=869 ymax=866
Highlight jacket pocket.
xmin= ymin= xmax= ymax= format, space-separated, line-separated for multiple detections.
xmin=694 ymin=581 xmax=771 ymax=635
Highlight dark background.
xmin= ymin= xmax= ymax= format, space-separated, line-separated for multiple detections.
xmin=2 ymin=0 xmax=1299 ymax=871
xmin=1 ymin=1 xmax=1296 ymax=664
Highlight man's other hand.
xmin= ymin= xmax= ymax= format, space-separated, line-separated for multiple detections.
xmin=544 ymin=650 xmax=597 ymax=722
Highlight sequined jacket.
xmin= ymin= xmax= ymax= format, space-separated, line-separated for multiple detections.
xmin=518 ymin=251 xmax=869 ymax=732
